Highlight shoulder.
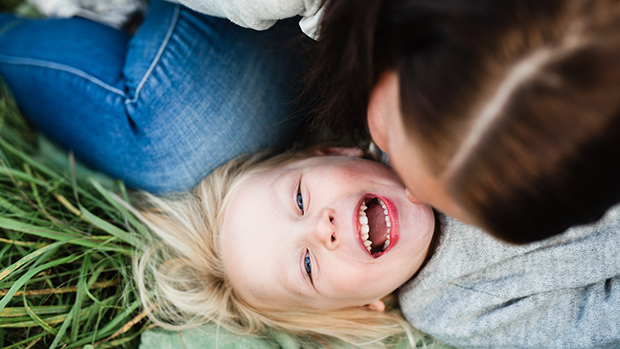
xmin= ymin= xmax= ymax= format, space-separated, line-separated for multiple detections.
xmin=399 ymin=207 xmax=620 ymax=347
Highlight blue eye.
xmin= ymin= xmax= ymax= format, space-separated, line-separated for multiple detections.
xmin=297 ymin=188 xmax=304 ymax=214
xmin=304 ymin=250 xmax=312 ymax=278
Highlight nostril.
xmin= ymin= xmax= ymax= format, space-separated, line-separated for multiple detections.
xmin=331 ymin=234 xmax=335 ymax=242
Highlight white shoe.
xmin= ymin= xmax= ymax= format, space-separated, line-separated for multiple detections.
xmin=27 ymin=0 xmax=146 ymax=29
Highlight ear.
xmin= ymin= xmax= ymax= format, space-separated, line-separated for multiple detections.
xmin=314 ymin=147 xmax=365 ymax=158
xmin=365 ymin=299 xmax=385 ymax=312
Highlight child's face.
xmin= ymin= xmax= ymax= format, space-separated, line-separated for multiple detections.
xmin=220 ymin=155 xmax=435 ymax=311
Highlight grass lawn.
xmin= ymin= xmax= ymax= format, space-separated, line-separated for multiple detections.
xmin=0 ymin=79 xmax=148 ymax=347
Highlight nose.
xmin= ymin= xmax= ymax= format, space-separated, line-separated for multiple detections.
xmin=310 ymin=208 xmax=338 ymax=250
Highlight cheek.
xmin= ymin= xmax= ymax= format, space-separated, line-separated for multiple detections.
xmin=367 ymin=81 xmax=391 ymax=155
xmin=324 ymin=261 xmax=371 ymax=292
xmin=390 ymin=148 xmax=430 ymax=201
xmin=401 ymin=173 xmax=444 ymax=215
xmin=347 ymin=159 xmax=398 ymax=182
xmin=328 ymin=164 xmax=369 ymax=186
xmin=367 ymin=108 xmax=388 ymax=153
xmin=328 ymin=263 xmax=391 ymax=296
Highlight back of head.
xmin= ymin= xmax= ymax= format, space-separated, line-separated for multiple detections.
xmin=312 ymin=0 xmax=620 ymax=243
xmin=407 ymin=0 xmax=620 ymax=243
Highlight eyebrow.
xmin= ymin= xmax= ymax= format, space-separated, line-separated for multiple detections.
xmin=272 ymin=169 xmax=292 ymax=194
xmin=272 ymin=169 xmax=296 ymax=217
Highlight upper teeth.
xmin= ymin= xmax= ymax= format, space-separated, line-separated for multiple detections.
xmin=358 ymin=198 xmax=392 ymax=253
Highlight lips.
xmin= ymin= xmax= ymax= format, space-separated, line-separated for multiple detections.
xmin=355 ymin=195 xmax=398 ymax=258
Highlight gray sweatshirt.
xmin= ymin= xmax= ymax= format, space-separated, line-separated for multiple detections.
xmin=399 ymin=205 xmax=620 ymax=348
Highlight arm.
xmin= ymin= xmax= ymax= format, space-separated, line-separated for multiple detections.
xmin=176 ymin=0 xmax=323 ymax=30
xmin=401 ymin=210 xmax=620 ymax=348
xmin=419 ymin=277 xmax=620 ymax=348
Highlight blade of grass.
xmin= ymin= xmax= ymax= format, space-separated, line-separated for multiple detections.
xmin=0 ymin=252 xmax=79 ymax=313
xmin=0 ymin=217 xmax=132 ymax=254
xmin=0 ymin=195 xmax=27 ymax=216
xmin=0 ymin=138 xmax=65 ymax=187
xmin=0 ymin=167 xmax=49 ymax=187
xmin=91 ymin=298 xmax=142 ymax=338
xmin=0 ymin=240 xmax=63 ymax=283
xmin=70 ymin=253 xmax=89 ymax=341
xmin=90 ymin=331 xmax=144 ymax=349
xmin=0 ymin=305 xmax=71 ymax=317
xmin=23 ymin=162 xmax=47 ymax=216
xmin=78 ymin=204 xmax=139 ymax=247
xmin=0 ymin=280 xmax=121 ymax=297
xmin=89 ymin=179 xmax=150 ymax=237
xmin=0 ymin=236 xmax=48 ymax=248
xmin=0 ymin=332 xmax=46 ymax=349
xmin=0 ymin=304 xmax=94 ymax=327
xmin=48 ymin=305 xmax=72 ymax=349
xmin=23 ymin=293 xmax=58 ymax=336
xmin=107 ymin=308 xmax=150 ymax=340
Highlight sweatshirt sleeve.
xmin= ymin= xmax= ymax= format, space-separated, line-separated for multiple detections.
xmin=174 ymin=0 xmax=323 ymax=31
xmin=400 ymin=209 xmax=620 ymax=348
xmin=407 ymin=276 xmax=620 ymax=348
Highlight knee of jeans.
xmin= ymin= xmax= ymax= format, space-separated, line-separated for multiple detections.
xmin=122 ymin=171 xmax=201 ymax=195
xmin=115 ymin=105 xmax=307 ymax=194
xmin=115 ymin=127 xmax=292 ymax=194
xmin=127 ymin=175 xmax=202 ymax=195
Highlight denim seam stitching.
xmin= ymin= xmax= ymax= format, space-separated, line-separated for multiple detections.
xmin=126 ymin=4 xmax=180 ymax=105
xmin=0 ymin=55 xmax=127 ymax=97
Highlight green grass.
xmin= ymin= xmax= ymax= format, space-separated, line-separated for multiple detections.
xmin=0 ymin=81 xmax=148 ymax=348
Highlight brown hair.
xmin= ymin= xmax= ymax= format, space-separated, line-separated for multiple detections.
xmin=308 ymin=0 xmax=620 ymax=243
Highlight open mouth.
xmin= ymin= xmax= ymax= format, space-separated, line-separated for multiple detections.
xmin=357 ymin=196 xmax=392 ymax=257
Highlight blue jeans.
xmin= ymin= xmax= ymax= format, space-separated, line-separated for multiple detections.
xmin=0 ymin=0 xmax=308 ymax=193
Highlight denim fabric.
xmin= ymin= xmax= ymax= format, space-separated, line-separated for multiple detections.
xmin=0 ymin=0 xmax=308 ymax=193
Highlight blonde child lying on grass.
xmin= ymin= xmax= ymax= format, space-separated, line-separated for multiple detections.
xmin=131 ymin=147 xmax=620 ymax=348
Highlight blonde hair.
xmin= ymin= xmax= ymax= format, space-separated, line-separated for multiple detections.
xmin=131 ymin=149 xmax=428 ymax=347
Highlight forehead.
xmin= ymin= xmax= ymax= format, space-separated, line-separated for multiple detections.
xmin=219 ymin=158 xmax=317 ymax=305
xmin=221 ymin=163 xmax=283 ymax=248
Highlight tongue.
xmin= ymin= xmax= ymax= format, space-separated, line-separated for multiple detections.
xmin=366 ymin=199 xmax=388 ymax=251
